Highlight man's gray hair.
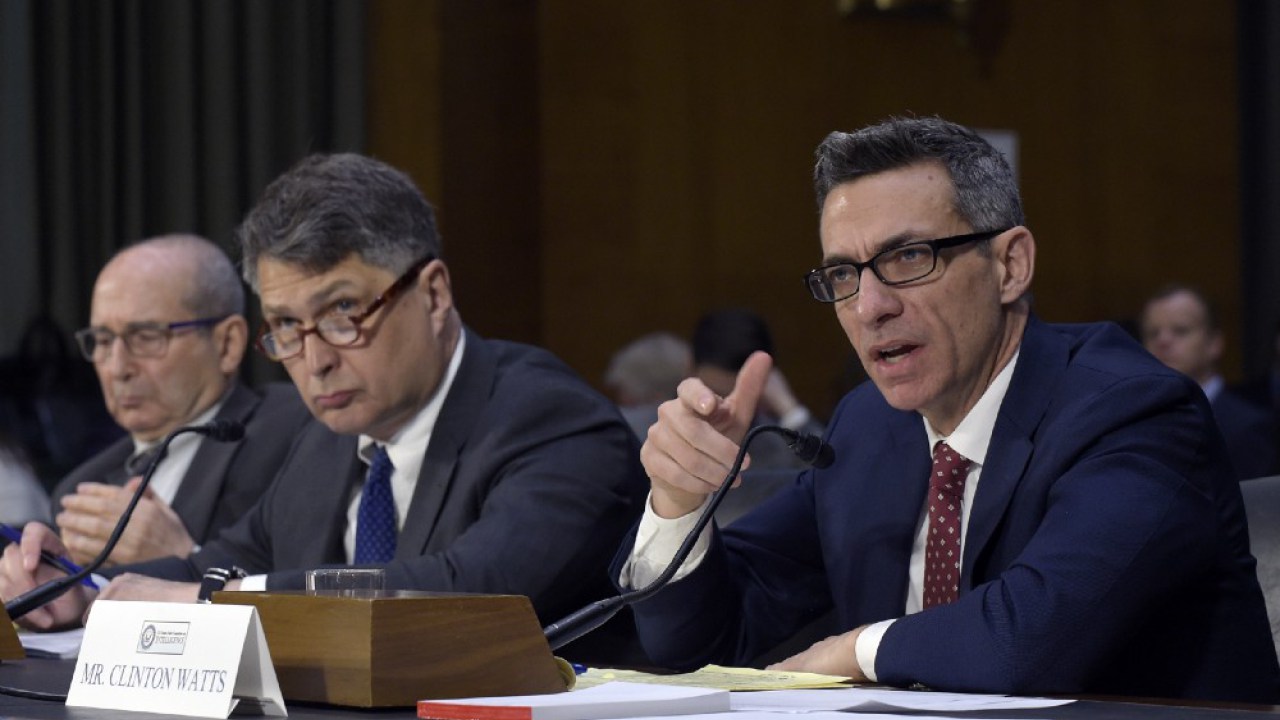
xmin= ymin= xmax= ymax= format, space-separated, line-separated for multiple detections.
xmin=125 ymin=234 xmax=245 ymax=317
xmin=813 ymin=116 xmax=1025 ymax=234
xmin=236 ymin=153 xmax=440 ymax=292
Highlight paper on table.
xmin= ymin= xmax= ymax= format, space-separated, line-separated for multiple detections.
xmin=18 ymin=627 xmax=84 ymax=659
xmin=627 ymin=712 xmax=1045 ymax=720
xmin=574 ymin=665 xmax=848 ymax=691
xmin=730 ymin=687 xmax=1073 ymax=713
xmin=417 ymin=681 xmax=729 ymax=720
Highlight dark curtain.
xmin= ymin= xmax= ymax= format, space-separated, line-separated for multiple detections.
xmin=1240 ymin=0 xmax=1280 ymax=379
xmin=0 ymin=0 xmax=365 ymax=483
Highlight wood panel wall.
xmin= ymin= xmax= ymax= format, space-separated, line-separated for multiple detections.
xmin=368 ymin=1 xmax=1240 ymax=420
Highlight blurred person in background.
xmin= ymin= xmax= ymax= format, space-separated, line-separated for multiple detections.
xmin=0 ymin=432 xmax=50 ymax=527
xmin=604 ymin=332 xmax=692 ymax=439
xmin=693 ymin=308 xmax=825 ymax=471
xmin=1140 ymin=285 xmax=1277 ymax=479
xmin=50 ymin=235 xmax=311 ymax=565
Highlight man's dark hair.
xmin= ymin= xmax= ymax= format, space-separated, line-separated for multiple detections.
xmin=693 ymin=308 xmax=774 ymax=372
xmin=1144 ymin=284 xmax=1221 ymax=332
xmin=813 ymin=116 xmax=1025 ymax=234
xmin=237 ymin=153 xmax=440 ymax=291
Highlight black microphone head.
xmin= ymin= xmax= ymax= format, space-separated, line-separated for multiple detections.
xmin=809 ymin=441 xmax=836 ymax=469
xmin=203 ymin=419 xmax=245 ymax=442
xmin=786 ymin=431 xmax=836 ymax=469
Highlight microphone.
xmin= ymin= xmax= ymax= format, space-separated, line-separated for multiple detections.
xmin=4 ymin=420 xmax=246 ymax=620
xmin=542 ymin=423 xmax=834 ymax=651
xmin=779 ymin=427 xmax=835 ymax=469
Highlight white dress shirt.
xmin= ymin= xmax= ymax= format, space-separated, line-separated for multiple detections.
xmin=129 ymin=399 xmax=224 ymax=505
xmin=343 ymin=334 xmax=465 ymax=561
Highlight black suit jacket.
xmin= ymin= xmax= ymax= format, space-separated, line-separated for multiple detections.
xmin=124 ymin=330 xmax=649 ymax=659
xmin=1210 ymin=388 xmax=1278 ymax=480
xmin=51 ymin=382 xmax=312 ymax=545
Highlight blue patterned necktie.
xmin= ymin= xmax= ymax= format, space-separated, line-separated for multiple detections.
xmin=354 ymin=446 xmax=397 ymax=564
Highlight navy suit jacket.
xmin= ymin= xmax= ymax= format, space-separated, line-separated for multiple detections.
xmin=625 ymin=318 xmax=1280 ymax=702
xmin=123 ymin=330 xmax=649 ymax=660
xmin=51 ymin=382 xmax=311 ymax=545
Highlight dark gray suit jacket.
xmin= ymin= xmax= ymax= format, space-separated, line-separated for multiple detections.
xmin=51 ymin=382 xmax=312 ymax=545
xmin=123 ymin=330 xmax=649 ymax=658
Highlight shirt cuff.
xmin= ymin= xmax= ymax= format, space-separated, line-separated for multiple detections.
xmin=779 ymin=406 xmax=812 ymax=431
xmin=235 ymin=574 xmax=268 ymax=592
xmin=855 ymin=618 xmax=894 ymax=682
xmin=617 ymin=492 xmax=712 ymax=589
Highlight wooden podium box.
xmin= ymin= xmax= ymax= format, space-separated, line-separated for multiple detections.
xmin=0 ymin=606 xmax=23 ymax=660
xmin=215 ymin=591 xmax=567 ymax=708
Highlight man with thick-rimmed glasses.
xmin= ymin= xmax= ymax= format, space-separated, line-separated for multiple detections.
xmin=33 ymin=235 xmax=309 ymax=568
xmin=621 ymin=116 xmax=1280 ymax=702
xmin=3 ymin=157 xmax=648 ymax=664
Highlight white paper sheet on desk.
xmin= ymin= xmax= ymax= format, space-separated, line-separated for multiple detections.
xmin=730 ymin=687 xmax=1072 ymax=712
xmin=630 ymin=712 xmax=1043 ymax=720
xmin=18 ymin=627 xmax=84 ymax=659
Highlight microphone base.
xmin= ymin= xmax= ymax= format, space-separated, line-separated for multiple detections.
xmin=216 ymin=590 xmax=567 ymax=707
xmin=0 ymin=605 xmax=24 ymax=661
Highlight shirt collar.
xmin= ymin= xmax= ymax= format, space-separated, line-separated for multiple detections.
xmin=1201 ymin=374 xmax=1224 ymax=403
xmin=924 ymin=348 xmax=1020 ymax=467
xmin=358 ymin=332 xmax=466 ymax=470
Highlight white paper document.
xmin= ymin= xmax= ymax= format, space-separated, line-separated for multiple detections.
xmin=18 ymin=627 xmax=84 ymax=659
xmin=730 ymin=687 xmax=1073 ymax=713
xmin=630 ymin=712 xmax=1043 ymax=720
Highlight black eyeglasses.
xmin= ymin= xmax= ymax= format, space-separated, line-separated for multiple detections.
xmin=74 ymin=317 xmax=228 ymax=362
xmin=256 ymin=256 xmax=434 ymax=362
xmin=804 ymin=229 xmax=1008 ymax=303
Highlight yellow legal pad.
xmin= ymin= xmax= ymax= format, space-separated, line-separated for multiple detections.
xmin=573 ymin=665 xmax=850 ymax=691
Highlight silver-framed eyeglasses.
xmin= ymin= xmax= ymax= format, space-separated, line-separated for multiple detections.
xmin=256 ymin=256 xmax=434 ymax=362
xmin=804 ymin=229 xmax=1008 ymax=303
xmin=74 ymin=317 xmax=229 ymax=362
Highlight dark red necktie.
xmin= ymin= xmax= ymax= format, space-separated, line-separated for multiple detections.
xmin=923 ymin=441 xmax=971 ymax=609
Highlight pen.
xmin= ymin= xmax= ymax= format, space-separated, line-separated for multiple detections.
xmin=0 ymin=523 xmax=100 ymax=590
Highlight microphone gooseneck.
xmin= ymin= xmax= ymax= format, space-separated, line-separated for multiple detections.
xmin=4 ymin=420 xmax=246 ymax=620
xmin=542 ymin=423 xmax=834 ymax=651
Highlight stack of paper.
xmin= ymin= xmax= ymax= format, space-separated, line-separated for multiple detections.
xmin=417 ymin=682 xmax=730 ymax=720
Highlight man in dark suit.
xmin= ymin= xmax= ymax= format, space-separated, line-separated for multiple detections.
xmin=46 ymin=236 xmax=308 ymax=566
xmin=2 ymin=155 xmax=647 ymax=662
xmin=1140 ymin=284 xmax=1278 ymax=479
xmin=622 ymin=117 xmax=1280 ymax=702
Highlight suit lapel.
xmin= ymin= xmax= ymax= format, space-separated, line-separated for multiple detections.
xmin=870 ymin=419 xmax=932 ymax=616
xmin=170 ymin=385 xmax=258 ymax=542
xmin=961 ymin=318 xmax=1066 ymax=589
xmin=396 ymin=329 xmax=493 ymax=558
xmin=324 ymin=436 xmax=366 ymax=564
xmin=100 ymin=441 xmax=135 ymax=487
xmin=822 ymin=399 xmax=929 ymax=622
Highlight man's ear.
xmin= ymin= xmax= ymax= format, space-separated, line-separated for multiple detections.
xmin=216 ymin=315 xmax=250 ymax=374
xmin=418 ymin=259 xmax=454 ymax=322
xmin=995 ymin=226 xmax=1035 ymax=304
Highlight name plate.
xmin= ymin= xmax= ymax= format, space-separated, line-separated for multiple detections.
xmin=67 ymin=600 xmax=286 ymax=718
